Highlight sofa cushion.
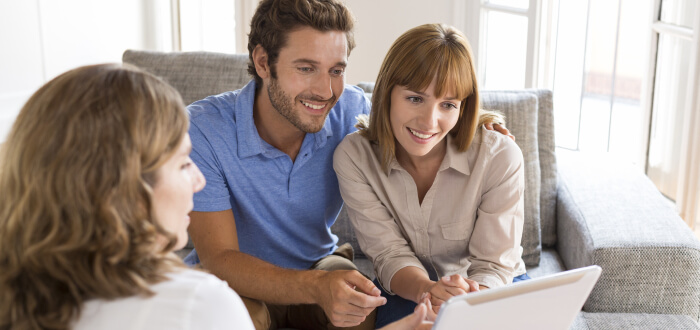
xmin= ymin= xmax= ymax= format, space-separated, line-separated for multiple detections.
xmin=526 ymin=248 xmax=566 ymax=278
xmin=571 ymin=312 xmax=700 ymax=330
xmin=482 ymin=90 xmax=557 ymax=247
xmin=527 ymin=89 xmax=557 ymax=247
xmin=557 ymin=149 xmax=700 ymax=320
xmin=481 ymin=91 xmax=542 ymax=267
xmin=122 ymin=50 xmax=250 ymax=105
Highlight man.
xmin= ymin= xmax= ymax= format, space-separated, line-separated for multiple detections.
xmin=185 ymin=0 xmax=510 ymax=329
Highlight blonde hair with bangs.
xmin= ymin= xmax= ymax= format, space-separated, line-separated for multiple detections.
xmin=358 ymin=23 xmax=486 ymax=171
xmin=0 ymin=64 xmax=189 ymax=330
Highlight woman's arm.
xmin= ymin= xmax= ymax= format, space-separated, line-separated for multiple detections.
xmin=333 ymin=137 xmax=425 ymax=296
xmin=468 ymin=135 xmax=526 ymax=289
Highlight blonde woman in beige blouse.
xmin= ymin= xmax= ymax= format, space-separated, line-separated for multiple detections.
xmin=333 ymin=24 xmax=529 ymax=327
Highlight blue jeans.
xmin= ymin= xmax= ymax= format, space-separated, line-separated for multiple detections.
xmin=374 ymin=273 xmax=531 ymax=327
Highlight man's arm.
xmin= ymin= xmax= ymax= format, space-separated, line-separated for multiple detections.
xmin=188 ymin=210 xmax=386 ymax=327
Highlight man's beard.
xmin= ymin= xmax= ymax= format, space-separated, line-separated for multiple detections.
xmin=267 ymin=78 xmax=335 ymax=133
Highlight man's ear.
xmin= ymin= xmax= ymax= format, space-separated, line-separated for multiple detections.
xmin=252 ymin=45 xmax=271 ymax=80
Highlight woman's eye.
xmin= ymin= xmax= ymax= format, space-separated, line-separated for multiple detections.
xmin=407 ymin=96 xmax=422 ymax=104
xmin=443 ymin=102 xmax=458 ymax=110
xmin=181 ymin=162 xmax=193 ymax=170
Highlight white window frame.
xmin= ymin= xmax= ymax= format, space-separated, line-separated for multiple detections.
xmin=171 ymin=0 xmax=245 ymax=53
xmin=234 ymin=0 xmax=257 ymax=54
xmin=644 ymin=0 xmax=700 ymax=227
xmin=458 ymin=0 xmax=543 ymax=89
xmin=458 ymin=0 xmax=700 ymax=228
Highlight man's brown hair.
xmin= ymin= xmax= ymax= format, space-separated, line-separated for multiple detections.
xmin=247 ymin=0 xmax=356 ymax=86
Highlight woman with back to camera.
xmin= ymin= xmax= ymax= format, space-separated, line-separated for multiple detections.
xmin=333 ymin=23 xmax=530 ymax=327
xmin=0 ymin=63 xmax=254 ymax=330
xmin=0 ymin=63 xmax=433 ymax=330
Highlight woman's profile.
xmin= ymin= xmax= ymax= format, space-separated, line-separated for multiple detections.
xmin=0 ymin=64 xmax=253 ymax=330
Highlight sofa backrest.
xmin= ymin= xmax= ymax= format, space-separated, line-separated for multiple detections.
xmin=123 ymin=50 xmax=250 ymax=105
xmin=123 ymin=50 xmax=557 ymax=268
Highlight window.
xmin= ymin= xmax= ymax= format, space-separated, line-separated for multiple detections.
xmin=553 ymin=0 xmax=651 ymax=170
xmin=175 ymin=0 xmax=237 ymax=53
xmin=646 ymin=0 xmax=700 ymax=227
xmin=462 ymin=0 xmax=700 ymax=227
xmin=464 ymin=0 xmax=539 ymax=90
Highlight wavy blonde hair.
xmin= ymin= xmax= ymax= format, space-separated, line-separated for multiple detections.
xmin=357 ymin=24 xmax=504 ymax=171
xmin=0 ymin=64 xmax=189 ymax=330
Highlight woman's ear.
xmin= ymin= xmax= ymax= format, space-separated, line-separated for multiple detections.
xmin=252 ymin=45 xmax=271 ymax=80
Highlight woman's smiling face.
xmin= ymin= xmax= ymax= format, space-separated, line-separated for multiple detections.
xmin=390 ymin=78 xmax=461 ymax=162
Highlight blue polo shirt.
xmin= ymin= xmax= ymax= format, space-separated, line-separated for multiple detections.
xmin=184 ymin=80 xmax=370 ymax=269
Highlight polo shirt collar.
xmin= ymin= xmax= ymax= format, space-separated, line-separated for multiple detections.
xmin=236 ymin=80 xmax=263 ymax=159
xmin=314 ymin=115 xmax=333 ymax=149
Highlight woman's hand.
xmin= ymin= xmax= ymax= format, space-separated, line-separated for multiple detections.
xmin=379 ymin=295 xmax=436 ymax=330
xmin=425 ymin=274 xmax=480 ymax=314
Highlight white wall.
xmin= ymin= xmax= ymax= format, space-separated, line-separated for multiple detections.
xmin=0 ymin=0 xmax=172 ymax=143
xmin=344 ymin=0 xmax=462 ymax=85
xmin=0 ymin=0 xmax=470 ymax=142
xmin=0 ymin=1 xmax=44 ymax=144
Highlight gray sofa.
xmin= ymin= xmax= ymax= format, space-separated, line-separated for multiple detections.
xmin=124 ymin=50 xmax=700 ymax=329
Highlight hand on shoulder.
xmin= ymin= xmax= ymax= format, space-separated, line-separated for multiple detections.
xmin=484 ymin=122 xmax=515 ymax=142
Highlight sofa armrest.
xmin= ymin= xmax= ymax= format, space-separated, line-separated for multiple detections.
xmin=555 ymin=149 xmax=700 ymax=321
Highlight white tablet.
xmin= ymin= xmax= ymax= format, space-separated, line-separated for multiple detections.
xmin=433 ymin=265 xmax=602 ymax=330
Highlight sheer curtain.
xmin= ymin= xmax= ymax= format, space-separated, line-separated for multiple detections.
xmin=648 ymin=0 xmax=700 ymax=229
xmin=678 ymin=43 xmax=700 ymax=230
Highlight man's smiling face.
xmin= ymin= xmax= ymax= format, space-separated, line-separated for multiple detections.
xmin=266 ymin=26 xmax=348 ymax=133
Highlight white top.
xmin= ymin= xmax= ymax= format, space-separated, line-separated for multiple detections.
xmin=73 ymin=268 xmax=254 ymax=330
xmin=333 ymin=127 xmax=526 ymax=292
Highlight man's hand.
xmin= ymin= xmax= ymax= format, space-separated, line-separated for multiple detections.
xmin=314 ymin=270 xmax=387 ymax=327
xmin=426 ymin=274 xmax=479 ymax=314
xmin=484 ymin=122 xmax=515 ymax=141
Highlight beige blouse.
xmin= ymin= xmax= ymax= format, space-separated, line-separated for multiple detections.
xmin=333 ymin=127 xmax=526 ymax=293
